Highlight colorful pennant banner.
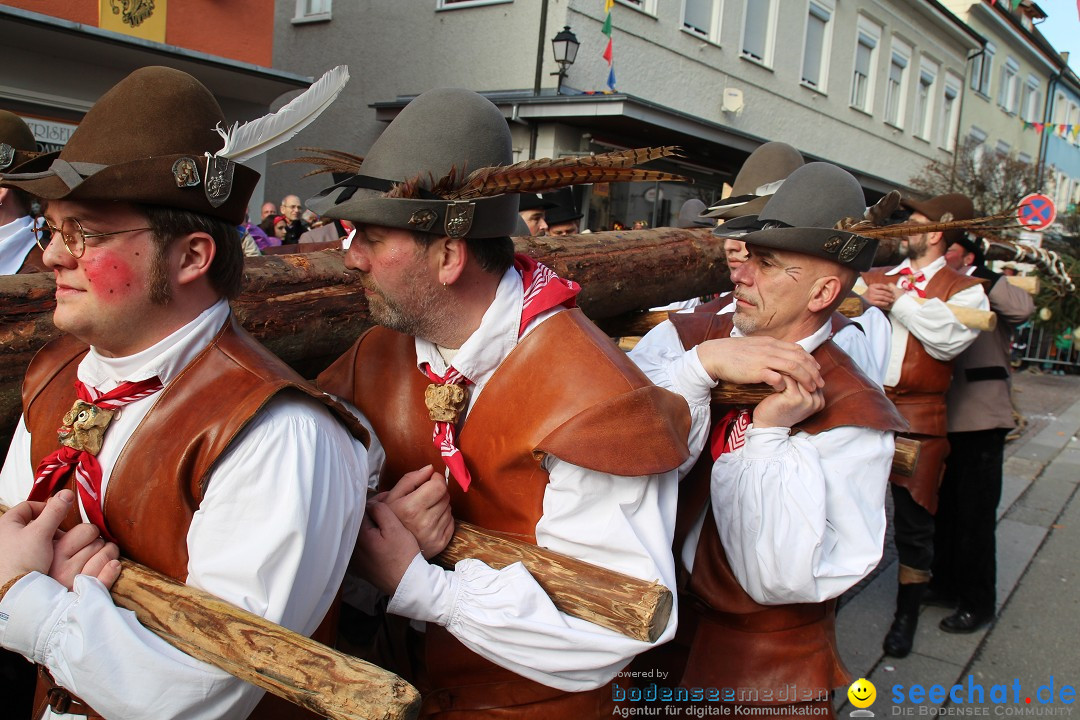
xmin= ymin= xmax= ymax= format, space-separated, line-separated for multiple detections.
xmin=1022 ymin=121 xmax=1080 ymax=140
xmin=603 ymin=0 xmax=616 ymax=91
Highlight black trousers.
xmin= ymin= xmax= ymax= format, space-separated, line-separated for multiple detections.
xmin=931 ymin=428 xmax=1007 ymax=614
xmin=892 ymin=484 xmax=936 ymax=572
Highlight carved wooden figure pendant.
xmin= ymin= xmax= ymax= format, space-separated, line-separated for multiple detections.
xmin=57 ymin=400 xmax=116 ymax=456
xmin=425 ymin=384 xmax=467 ymax=424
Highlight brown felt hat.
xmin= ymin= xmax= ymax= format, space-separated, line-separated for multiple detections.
xmin=0 ymin=67 xmax=258 ymax=224
xmin=0 ymin=110 xmax=42 ymax=172
xmin=703 ymin=142 xmax=805 ymax=220
xmin=309 ymin=88 xmax=519 ymax=238
xmin=901 ymin=192 xmax=973 ymax=243
xmin=717 ymin=162 xmax=879 ymax=272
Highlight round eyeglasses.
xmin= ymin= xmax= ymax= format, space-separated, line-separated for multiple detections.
xmin=33 ymin=217 xmax=152 ymax=259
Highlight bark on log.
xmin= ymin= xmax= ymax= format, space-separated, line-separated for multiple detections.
xmin=435 ymin=521 xmax=672 ymax=644
xmin=0 ymin=227 xmax=909 ymax=444
xmin=0 ymin=505 xmax=420 ymax=720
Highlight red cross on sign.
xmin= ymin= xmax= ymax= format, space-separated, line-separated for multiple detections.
xmin=1017 ymin=193 xmax=1056 ymax=231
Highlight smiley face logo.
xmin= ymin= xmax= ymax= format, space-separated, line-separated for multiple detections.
xmin=848 ymin=678 xmax=876 ymax=709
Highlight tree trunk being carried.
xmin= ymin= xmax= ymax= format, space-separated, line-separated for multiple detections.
xmin=0 ymin=227 xmax=903 ymax=445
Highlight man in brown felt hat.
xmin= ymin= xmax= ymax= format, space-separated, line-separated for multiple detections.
xmin=310 ymin=86 xmax=693 ymax=718
xmin=0 ymin=66 xmax=369 ymax=720
xmin=0 ymin=110 xmax=47 ymax=274
xmin=630 ymin=163 xmax=906 ymax=717
xmin=859 ymin=192 xmax=989 ymax=658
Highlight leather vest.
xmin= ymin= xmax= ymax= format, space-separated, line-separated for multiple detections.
xmin=17 ymin=245 xmax=45 ymax=274
xmin=318 ymin=308 xmax=691 ymax=718
xmin=23 ymin=316 xmax=368 ymax=720
xmin=860 ymin=266 xmax=982 ymax=437
xmin=666 ymin=305 xmax=905 ymax=700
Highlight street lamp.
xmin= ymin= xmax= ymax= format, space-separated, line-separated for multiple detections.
xmin=551 ymin=25 xmax=580 ymax=95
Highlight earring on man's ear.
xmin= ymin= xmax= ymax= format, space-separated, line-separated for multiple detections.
xmin=442 ymin=281 xmax=447 ymax=288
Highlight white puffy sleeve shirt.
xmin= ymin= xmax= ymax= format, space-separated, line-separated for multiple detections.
xmin=0 ymin=299 xmax=367 ymax=720
xmin=378 ymin=267 xmax=679 ymax=692
xmin=856 ymin=257 xmax=990 ymax=388
xmin=630 ymin=317 xmax=894 ymax=605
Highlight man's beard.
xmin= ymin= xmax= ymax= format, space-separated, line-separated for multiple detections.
xmin=363 ymin=270 xmax=452 ymax=342
xmin=905 ymin=234 xmax=928 ymax=261
xmin=732 ymin=308 xmax=758 ymax=335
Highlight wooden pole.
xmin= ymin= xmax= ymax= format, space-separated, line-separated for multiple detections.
xmin=851 ymin=285 xmax=997 ymax=332
xmin=436 ymin=522 xmax=672 ymax=644
xmin=0 ymin=504 xmax=420 ymax=720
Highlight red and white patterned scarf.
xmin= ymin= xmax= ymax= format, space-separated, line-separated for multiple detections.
xmin=420 ymin=254 xmax=580 ymax=491
xmin=709 ymin=408 xmax=751 ymax=461
xmin=29 ymin=377 xmax=163 ymax=541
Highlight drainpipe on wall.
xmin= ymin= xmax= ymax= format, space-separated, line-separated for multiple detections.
xmin=1036 ymin=67 xmax=1062 ymax=191
xmin=950 ymin=45 xmax=984 ymax=192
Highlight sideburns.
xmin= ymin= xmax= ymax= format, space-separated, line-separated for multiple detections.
xmin=147 ymin=235 xmax=173 ymax=305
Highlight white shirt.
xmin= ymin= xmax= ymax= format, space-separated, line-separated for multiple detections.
xmin=0 ymin=215 xmax=38 ymax=275
xmin=855 ymin=256 xmax=989 ymax=388
xmin=373 ymin=266 xmax=679 ymax=692
xmin=629 ymin=317 xmax=895 ymax=604
xmin=0 ymin=299 xmax=367 ymax=720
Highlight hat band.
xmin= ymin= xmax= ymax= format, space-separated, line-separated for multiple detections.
xmin=318 ymin=174 xmax=442 ymax=205
xmin=50 ymin=159 xmax=109 ymax=191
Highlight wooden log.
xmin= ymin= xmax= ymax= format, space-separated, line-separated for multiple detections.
xmin=707 ymin=385 xmax=920 ymax=476
xmin=0 ymin=505 xmax=420 ymax=720
xmin=851 ymin=285 xmax=997 ymax=332
xmin=435 ymin=521 xmax=672 ymax=644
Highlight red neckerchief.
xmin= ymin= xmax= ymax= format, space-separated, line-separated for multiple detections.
xmin=898 ymin=267 xmax=927 ymax=298
xmin=419 ymin=254 xmax=581 ymax=491
xmin=709 ymin=408 xmax=751 ymax=461
xmin=29 ymin=377 xmax=163 ymax=541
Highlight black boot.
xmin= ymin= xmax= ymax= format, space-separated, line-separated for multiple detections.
xmin=883 ymin=582 xmax=927 ymax=658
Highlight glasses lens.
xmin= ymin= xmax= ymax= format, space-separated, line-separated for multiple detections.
xmin=60 ymin=218 xmax=85 ymax=257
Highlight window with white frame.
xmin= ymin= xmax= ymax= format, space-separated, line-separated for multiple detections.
xmin=1054 ymin=171 xmax=1069 ymax=208
xmin=293 ymin=0 xmax=331 ymax=22
xmin=913 ymin=60 xmax=938 ymax=140
xmin=1021 ymin=76 xmax=1040 ymax=123
xmin=742 ymin=0 xmax=776 ymax=65
xmin=1069 ymin=102 xmax=1080 ymax=144
xmin=682 ymin=0 xmax=722 ymax=42
xmin=969 ymin=126 xmax=988 ymax=170
xmin=801 ymin=1 xmax=833 ymax=91
xmin=995 ymin=139 xmax=1011 ymax=155
xmin=616 ymin=0 xmax=658 ymax=14
xmin=1053 ymin=92 xmax=1068 ymax=124
xmin=437 ymin=0 xmax=513 ymax=8
xmin=884 ymin=40 xmax=911 ymax=128
xmin=940 ymin=72 xmax=962 ymax=151
xmin=1018 ymin=152 xmax=1032 ymax=165
xmin=971 ymin=42 xmax=994 ymax=96
xmin=998 ymin=57 xmax=1019 ymax=113
xmin=850 ymin=19 xmax=880 ymax=112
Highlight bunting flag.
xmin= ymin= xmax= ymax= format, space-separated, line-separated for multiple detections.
xmin=1020 ymin=120 xmax=1080 ymax=137
xmin=602 ymin=0 xmax=616 ymax=92
xmin=1010 ymin=0 xmax=1022 ymax=8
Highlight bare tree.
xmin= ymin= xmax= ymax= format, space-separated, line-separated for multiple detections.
xmin=909 ymin=137 xmax=1039 ymax=216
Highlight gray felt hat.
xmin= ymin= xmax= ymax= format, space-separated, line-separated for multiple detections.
xmin=676 ymin=198 xmax=712 ymax=228
xmin=717 ymin=162 xmax=879 ymax=272
xmin=704 ymin=142 xmax=805 ymax=220
xmin=309 ymin=88 xmax=519 ymax=238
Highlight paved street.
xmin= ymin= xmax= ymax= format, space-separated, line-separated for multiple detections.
xmin=835 ymin=370 xmax=1080 ymax=716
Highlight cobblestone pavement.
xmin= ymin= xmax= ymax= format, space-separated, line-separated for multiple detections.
xmin=839 ymin=369 xmax=1080 ymax=608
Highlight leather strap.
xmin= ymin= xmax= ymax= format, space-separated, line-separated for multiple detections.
xmin=34 ymin=666 xmax=102 ymax=719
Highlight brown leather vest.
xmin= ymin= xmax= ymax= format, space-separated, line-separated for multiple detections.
xmin=666 ymin=306 xmax=905 ymax=700
xmin=318 ymin=308 xmax=691 ymax=717
xmin=860 ymin=266 xmax=982 ymax=437
xmin=23 ymin=316 xmax=367 ymax=720
xmin=17 ymin=245 xmax=46 ymax=274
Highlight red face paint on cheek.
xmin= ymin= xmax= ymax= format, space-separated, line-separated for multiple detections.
xmin=82 ymin=250 xmax=139 ymax=301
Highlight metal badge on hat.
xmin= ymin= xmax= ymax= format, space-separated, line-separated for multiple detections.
xmin=838 ymin=236 xmax=868 ymax=263
xmin=0 ymin=143 xmax=15 ymax=171
xmin=172 ymin=157 xmax=201 ymax=188
xmin=204 ymin=156 xmax=234 ymax=208
xmin=409 ymin=209 xmax=438 ymax=232
xmin=444 ymin=201 xmax=475 ymax=238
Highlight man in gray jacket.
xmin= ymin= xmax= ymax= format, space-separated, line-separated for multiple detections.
xmin=928 ymin=235 xmax=1034 ymax=633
